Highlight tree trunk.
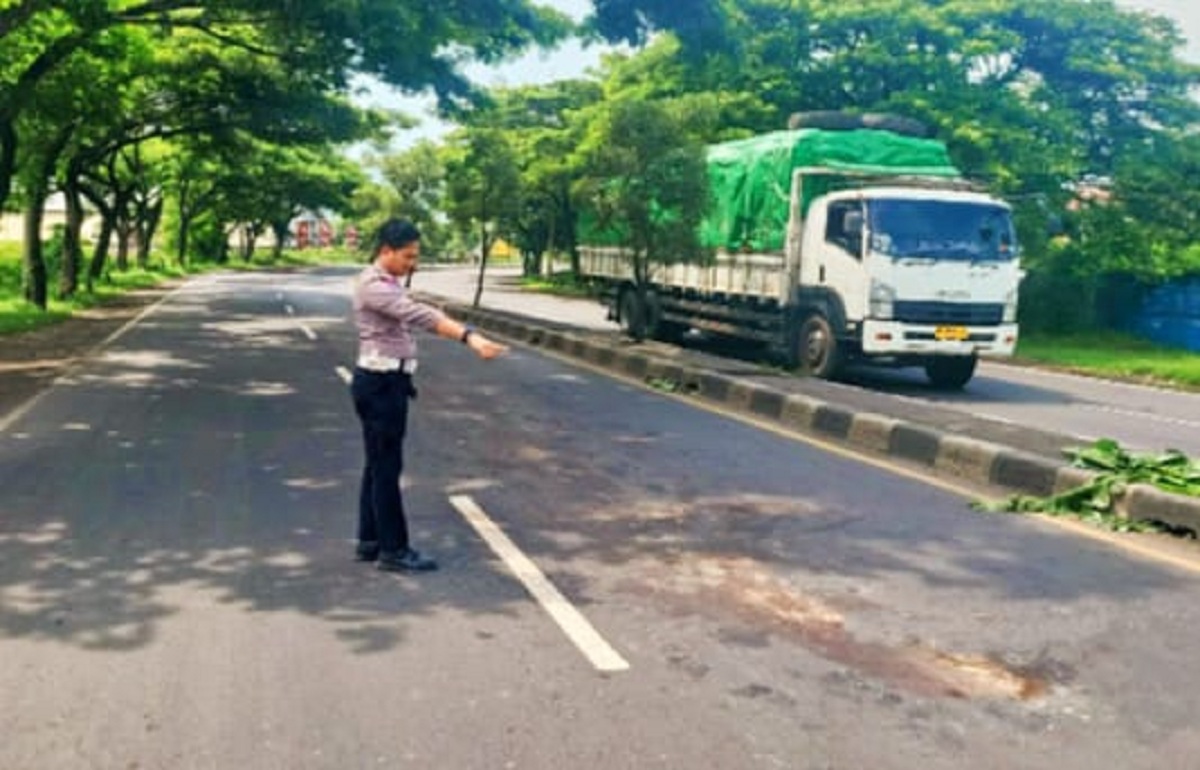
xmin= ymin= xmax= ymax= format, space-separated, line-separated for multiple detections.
xmin=137 ymin=196 xmax=162 ymax=268
xmin=544 ymin=211 xmax=557 ymax=277
xmin=60 ymin=175 xmax=84 ymax=299
xmin=87 ymin=213 xmax=115 ymax=292
xmin=116 ymin=219 xmax=133 ymax=271
xmin=22 ymin=187 xmax=48 ymax=309
xmin=271 ymin=221 xmax=288 ymax=262
xmin=176 ymin=217 xmax=190 ymax=266
xmin=241 ymin=224 xmax=259 ymax=262
xmin=0 ymin=118 xmax=15 ymax=214
xmin=473 ymin=225 xmax=490 ymax=308
xmin=176 ymin=178 xmax=191 ymax=265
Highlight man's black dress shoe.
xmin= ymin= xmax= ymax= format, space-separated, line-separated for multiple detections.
xmin=355 ymin=541 xmax=379 ymax=562
xmin=377 ymin=548 xmax=438 ymax=572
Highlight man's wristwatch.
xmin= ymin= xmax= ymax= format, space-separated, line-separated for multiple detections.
xmin=460 ymin=325 xmax=475 ymax=344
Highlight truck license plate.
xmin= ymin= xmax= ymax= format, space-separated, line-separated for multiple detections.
xmin=934 ymin=326 xmax=969 ymax=341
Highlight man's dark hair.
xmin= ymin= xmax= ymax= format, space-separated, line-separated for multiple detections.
xmin=373 ymin=218 xmax=421 ymax=256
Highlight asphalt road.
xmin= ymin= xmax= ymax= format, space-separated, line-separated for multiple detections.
xmin=415 ymin=266 xmax=1200 ymax=456
xmin=3 ymin=270 xmax=1200 ymax=769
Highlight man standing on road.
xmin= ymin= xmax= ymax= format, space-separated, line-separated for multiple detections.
xmin=351 ymin=218 xmax=508 ymax=572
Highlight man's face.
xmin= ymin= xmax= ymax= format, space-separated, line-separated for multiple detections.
xmin=380 ymin=241 xmax=420 ymax=277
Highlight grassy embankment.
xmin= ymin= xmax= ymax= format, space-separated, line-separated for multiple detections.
xmin=1013 ymin=333 xmax=1200 ymax=391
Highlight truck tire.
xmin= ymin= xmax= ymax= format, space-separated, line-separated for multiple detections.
xmin=787 ymin=111 xmax=931 ymax=138
xmin=924 ymin=355 xmax=977 ymax=389
xmin=796 ymin=314 xmax=842 ymax=379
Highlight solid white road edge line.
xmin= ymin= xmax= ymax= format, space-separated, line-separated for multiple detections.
xmin=449 ymin=494 xmax=630 ymax=673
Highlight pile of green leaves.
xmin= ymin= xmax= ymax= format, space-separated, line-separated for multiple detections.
xmin=977 ymin=439 xmax=1200 ymax=532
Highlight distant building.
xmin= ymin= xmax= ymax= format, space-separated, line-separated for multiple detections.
xmin=0 ymin=193 xmax=104 ymax=244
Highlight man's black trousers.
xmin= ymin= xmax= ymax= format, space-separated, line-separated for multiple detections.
xmin=351 ymin=368 xmax=415 ymax=553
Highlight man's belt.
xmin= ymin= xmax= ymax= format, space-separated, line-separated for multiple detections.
xmin=357 ymin=354 xmax=418 ymax=374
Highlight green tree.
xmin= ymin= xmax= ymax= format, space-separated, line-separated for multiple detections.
xmin=573 ymin=96 xmax=709 ymax=338
xmin=370 ymin=140 xmax=449 ymax=255
xmin=443 ymin=128 xmax=523 ymax=307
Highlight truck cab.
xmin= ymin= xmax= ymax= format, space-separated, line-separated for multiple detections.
xmin=795 ymin=185 xmax=1021 ymax=387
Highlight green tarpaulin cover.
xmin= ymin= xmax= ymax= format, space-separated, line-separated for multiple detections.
xmin=700 ymin=129 xmax=960 ymax=252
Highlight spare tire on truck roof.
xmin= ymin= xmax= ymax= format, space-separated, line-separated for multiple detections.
xmin=787 ymin=111 xmax=931 ymax=138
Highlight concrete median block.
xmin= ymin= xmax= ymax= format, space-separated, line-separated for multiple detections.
xmin=544 ymin=331 xmax=567 ymax=351
xmin=991 ymin=450 xmax=1060 ymax=497
xmin=645 ymin=360 xmax=685 ymax=386
xmin=749 ymin=388 xmax=786 ymax=419
xmin=1053 ymin=466 xmax=1096 ymax=496
xmin=888 ymin=424 xmax=942 ymax=466
xmin=726 ymin=381 xmax=760 ymax=411
xmin=935 ymin=436 xmax=1001 ymax=484
xmin=679 ymin=368 xmax=705 ymax=395
xmin=812 ymin=404 xmax=854 ymax=439
xmin=780 ymin=394 xmax=822 ymax=430
xmin=590 ymin=344 xmax=616 ymax=367
xmin=848 ymin=413 xmax=900 ymax=453
xmin=697 ymin=372 xmax=735 ymax=402
xmin=624 ymin=350 xmax=652 ymax=376
xmin=1121 ymin=485 xmax=1200 ymax=534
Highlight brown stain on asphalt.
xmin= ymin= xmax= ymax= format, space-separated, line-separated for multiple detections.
xmin=638 ymin=555 xmax=1059 ymax=702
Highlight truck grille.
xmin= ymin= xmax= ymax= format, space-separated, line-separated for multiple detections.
xmin=893 ymin=301 xmax=1004 ymax=325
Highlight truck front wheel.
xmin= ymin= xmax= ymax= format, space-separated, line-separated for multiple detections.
xmin=924 ymin=355 xmax=977 ymax=389
xmin=797 ymin=314 xmax=842 ymax=378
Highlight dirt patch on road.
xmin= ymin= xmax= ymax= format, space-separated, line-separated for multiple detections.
xmin=634 ymin=554 xmax=1067 ymax=702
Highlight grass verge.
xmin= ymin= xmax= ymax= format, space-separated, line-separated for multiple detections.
xmin=1014 ymin=332 xmax=1200 ymax=390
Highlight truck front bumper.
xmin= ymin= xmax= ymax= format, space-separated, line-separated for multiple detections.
xmin=859 ymin=320 xmax=1018 ymax=357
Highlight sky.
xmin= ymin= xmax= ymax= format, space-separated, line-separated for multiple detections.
xmin=360 ymin=0 xmax=1200 ymax=151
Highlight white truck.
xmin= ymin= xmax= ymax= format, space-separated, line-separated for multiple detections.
xmin=579 ymin=126 xmax=1022 ymax=389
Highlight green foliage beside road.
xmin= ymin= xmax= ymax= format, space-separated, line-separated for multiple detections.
xmin=0 ymin=244 xmax=183 ymax=334
xmin=1015 ymin=334 xmax=1200 ymax=390
xmin=979 ymin=439 xmax=1200 ymax=533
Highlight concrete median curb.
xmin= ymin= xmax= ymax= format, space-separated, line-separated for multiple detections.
xmin=450 ymin=302 xmax=1200 ymax=535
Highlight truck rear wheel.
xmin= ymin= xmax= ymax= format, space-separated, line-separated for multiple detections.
xmin=797 ymin=314 xmax=842 ymax=379
xmin=924 ymin=355 xmax=977 ymax=389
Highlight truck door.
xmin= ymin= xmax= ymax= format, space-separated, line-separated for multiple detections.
xmin=817 ymin=200 xmax=869 ymax=323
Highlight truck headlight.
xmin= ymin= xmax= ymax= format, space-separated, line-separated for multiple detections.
xmin=870 ymin=280 xmax=896 ymax=320
xmin=1003 ymin=288 xmax=1018 ymax=323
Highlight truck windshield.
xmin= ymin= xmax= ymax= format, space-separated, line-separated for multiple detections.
xmin=867 ymin=199 xmax=1016 ymax=262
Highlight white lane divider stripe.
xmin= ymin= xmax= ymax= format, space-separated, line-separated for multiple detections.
xmin=449 ymin=494 xmax=630 ymax=673
xmin=300 ymin=324 xmax=317 ymax=341
xmin=335 ymin=366 xmax=352 ymax=384
xmin=1078 ymin=403 xmax=1200 ymax=430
